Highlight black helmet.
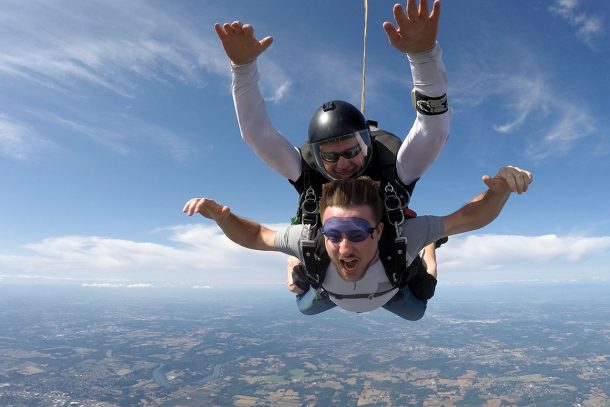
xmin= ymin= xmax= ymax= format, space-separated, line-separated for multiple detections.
xmin=307 ymin=100 xmax=373 ymax=181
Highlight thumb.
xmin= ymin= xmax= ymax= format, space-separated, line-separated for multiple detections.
xmin=382 ymin=22 xmax=400 ymax=46
xmin=482 ymin=175 xmax=493 ymax=189
xmin=260 ymin=36 xmax=274 ymax=51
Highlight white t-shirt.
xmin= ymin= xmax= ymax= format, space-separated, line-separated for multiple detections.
xmin=322 ymin=259 xmax=399 ymax=312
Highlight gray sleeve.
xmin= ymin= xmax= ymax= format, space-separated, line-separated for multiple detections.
xmin=273 ymin=225 xmax=305 ymax=260
xmin=402 ymin=215 xmax=445 ymax=260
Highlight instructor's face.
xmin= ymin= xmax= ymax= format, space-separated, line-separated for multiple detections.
xmin=319 ymin=138 xmax=366 ymax=180
xmin=321 ymin=205 xmax=383 ymax=282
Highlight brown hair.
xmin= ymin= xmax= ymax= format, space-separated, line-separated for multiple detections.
xmin=319 ymin=176 xmax=383 ymax=222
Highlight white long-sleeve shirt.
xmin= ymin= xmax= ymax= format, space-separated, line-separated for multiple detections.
xmin=231 ymin=43 xmax=451 ymax=186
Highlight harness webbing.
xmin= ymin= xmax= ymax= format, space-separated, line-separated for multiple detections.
xmin=381 ymin=182 xmax=409 ymax=287
xmin=292 ymin=126 xmax=422 ymax=291
xmin=329 ymin=286 xmax=396 ymax=300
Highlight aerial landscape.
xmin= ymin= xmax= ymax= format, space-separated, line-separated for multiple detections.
xmin=1 ymin=283 xmax=608 ymax=406
xmin=2 ymin=1 xmax=610 ymax=406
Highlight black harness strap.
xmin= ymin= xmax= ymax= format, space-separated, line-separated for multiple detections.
xmin=372 ymin=126 xmax=416 ymax=288
xmin=381 ymin=182 xmax=409 ymax=287
xmin=298 ymin=185 xmax=327 ymax=287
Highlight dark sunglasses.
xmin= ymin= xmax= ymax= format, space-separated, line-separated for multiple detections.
xmin=321 ymin=217 xmax=375 ymax=244
xmin=320 ymin=145 xmax=362 ymax=163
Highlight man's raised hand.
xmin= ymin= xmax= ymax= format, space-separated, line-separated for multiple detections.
xmin=214 ymin=21 xmax=273 ymax=65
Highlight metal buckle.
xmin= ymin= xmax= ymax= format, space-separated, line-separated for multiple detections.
xmin=384 ymin=183 xmax=404 ymax=233
xmin=301 ymin=186 xmax=318 ymax=227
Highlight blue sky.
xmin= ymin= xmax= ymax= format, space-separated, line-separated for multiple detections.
xmin=1 ymin=0 xmax=609 ymax=289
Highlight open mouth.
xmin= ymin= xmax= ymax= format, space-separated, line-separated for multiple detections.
xmin=341 ymin=258 xmax=359 ymax=272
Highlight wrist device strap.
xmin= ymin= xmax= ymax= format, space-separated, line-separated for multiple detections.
xmin=411 ymin=90 xmax=448 ymax=115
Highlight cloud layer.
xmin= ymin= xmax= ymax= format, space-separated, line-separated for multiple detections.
xmin=1 ymin=224 xmax=609 ymax=287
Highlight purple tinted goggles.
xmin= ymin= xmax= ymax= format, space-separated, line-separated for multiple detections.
xmin=321 ymin=217 xmax=375 ymax=243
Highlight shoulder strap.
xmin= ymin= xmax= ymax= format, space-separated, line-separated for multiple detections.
xmin=368 ymin=125 xmax=415 ymax=206
xmin=290 ymin=143 xmax=330 ymax=287
xmin=301 ymin=228 xmax=330 ymax=289
xmin=289 ymin=145 xmax=326 ymax=225
xmin=366 ymin=122 xmax=425 ymax=288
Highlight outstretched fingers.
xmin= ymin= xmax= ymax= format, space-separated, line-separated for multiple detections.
xmin=182 ymin=198 xmax=230 ymax=221
xmin=385 ymin=0 xmax=440 ymax=53
xmin=213 ymin=23 xmax=226 ymax=39
xmin=226 ymin=21 xmax=257 ymax=38
xmin=214 ymin=19 xmax=273 ymax=64
xmin=418 ymin=0 xmax=429 ymax=17
xmin=382 ymin=21 xmax=400 ymax=47
xmin=182 ymin=198 xmax=199 ymax=216
xmin=393 ymin=3 xmax=409 ymax=27
xmin=406 ymin=0 xmax=418 ymax=20
xmin=214 ymin=21 xmax=245 ymax=39
xmin=405 ymin=0 xmax=440 ymax=20
xmin=182 ymin=198 xmax=212 ymax=217
xmin=384 ymin=4 xmax=409 ymax=50
xmin=429 ymin=0 xmax=441 ymax=22
xmin=227 ymin=20 xmax=243 ymax=33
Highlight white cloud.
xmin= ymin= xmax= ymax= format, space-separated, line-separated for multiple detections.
xmin=525 ymin=100 xmax=595 ymax=160
xmin=258 ymin=60 xmax=293 ymax=103
xmin=1 ymin=226 xmax=609 ymax=287
xmin=0 ymin=1 xmax=211 ymax=95
xmin=451 ymin=45 xmax=597 ymax=162
xmin=0 ymin=0 xmax=290 ymax=162
xmin=81 ymin=282 xmax=153 ymax=288
xmin=491 ymin=74 xmax=548 ymax=134
xmin=47 ymin=112 xmax=194 ymax=162
xmin=489 ymin=72 xmax=596 ymax=160
xmin=42 ymin=113 xmax=131 ymax=156
xmin=438 ymin=234 xmax=610 ymax=270
xmin=549 ymin=0 xmax=605 ymax=46
xmin=0 ymin=224 xmax=288 ymax=286
xmin=0 ymin=0 xmax=293 ymax=100
xmin=0 ymin=107 xmax=195 ymax=162
xmin=0 ymin=114 xmax=46 ymax=160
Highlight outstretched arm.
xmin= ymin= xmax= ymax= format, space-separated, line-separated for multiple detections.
xmin=383 ymin=0 xmax=450 ymax=187
xmin=183 ymin=197 xmax=277 ymax=251
xmin=442 ymin=166 xmax=533 ymax=236
xmin=216 ymin=21 xmax=302 ymax=182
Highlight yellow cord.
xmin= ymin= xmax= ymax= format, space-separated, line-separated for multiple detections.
xmin=361 ymin=0 xmax=368 ymax=113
